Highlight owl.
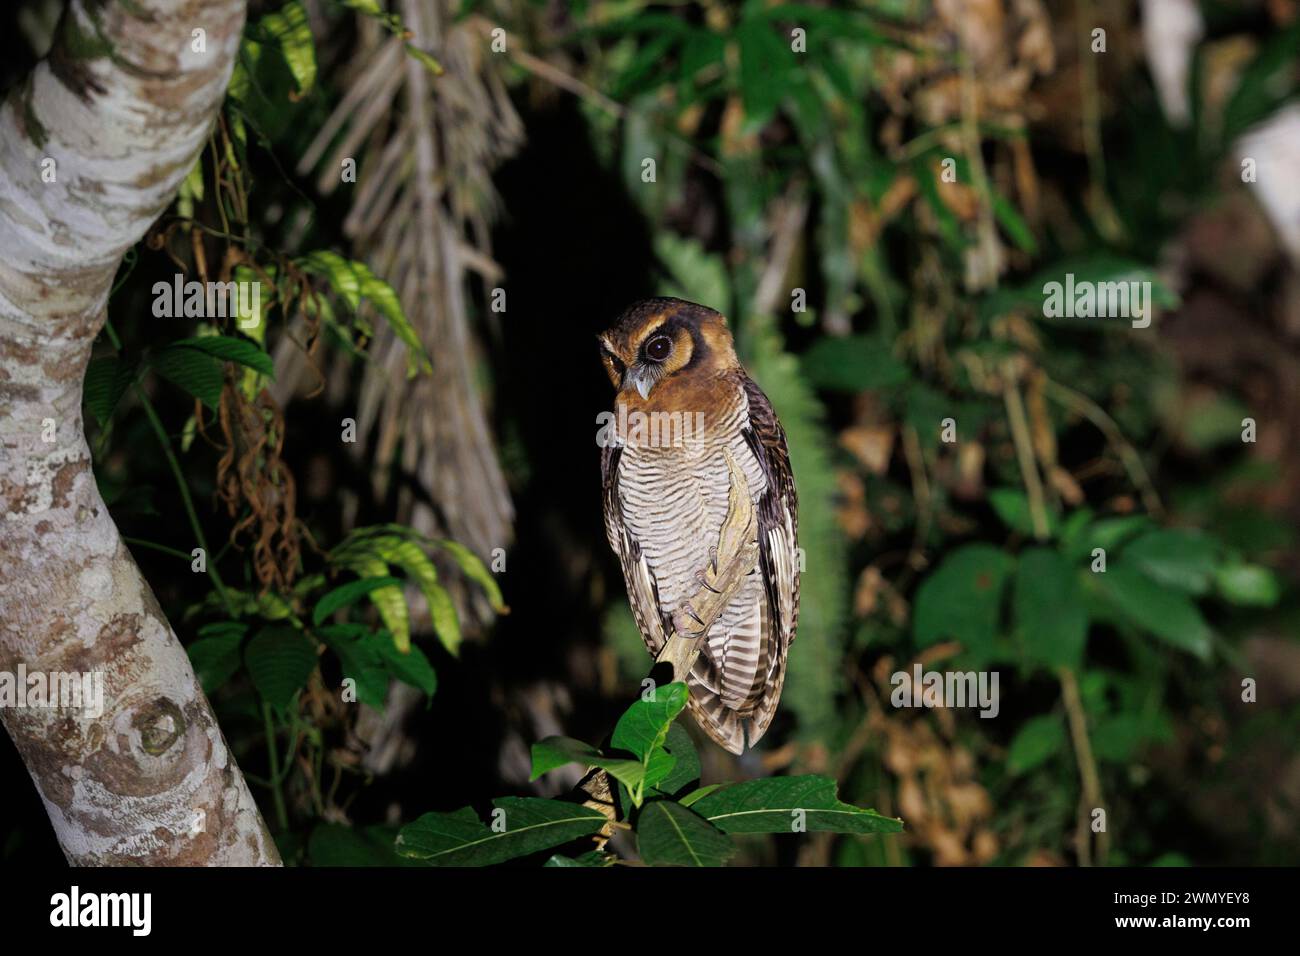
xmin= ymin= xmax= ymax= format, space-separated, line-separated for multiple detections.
xmin=598 ymin=297 xmax=799 ymax=754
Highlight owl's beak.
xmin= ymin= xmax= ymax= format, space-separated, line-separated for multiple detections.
xmin=623 ymin=365 xmax=655 ymax=400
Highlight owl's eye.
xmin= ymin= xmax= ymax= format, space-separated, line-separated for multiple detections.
xmin=645 ymin=335 xmax=673 ymax=362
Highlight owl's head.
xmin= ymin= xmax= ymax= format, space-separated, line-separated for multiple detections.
xmin=597 ymin=297 xmax=736 ymax=399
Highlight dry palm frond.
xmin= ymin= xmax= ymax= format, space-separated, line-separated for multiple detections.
xmin=289 ymin=0 xmax=523 ymax=617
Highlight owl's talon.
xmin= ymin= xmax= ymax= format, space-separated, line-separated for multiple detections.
xmin=683 ymin=603 xmax=705 ymax=628
xmin=694 ymin=569 xmax=721 ymax=593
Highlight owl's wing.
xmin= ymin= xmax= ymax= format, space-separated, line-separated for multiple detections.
xmin=738 ymin=376 xmax=800 ymax=743
xmin=601 ymin=443 xmax=671 ymax=655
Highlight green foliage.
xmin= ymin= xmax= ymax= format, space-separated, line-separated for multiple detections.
xmin=257 ymin=1 xmax=316 ymax=98
xmin=396 ymin=799 xmax=610 ymax=867
xmin=187 ymin=621 xmax=247 ymax=694
xmin=690 ymin=776 xmax=904 ymax=835
xmin=801 ymin=334 xmax=909 ymax=392
xmin=312 ymin=577 xmax=402 ymax=626
xmin=297 ymin=251 xmax=432 ymax=376
xmin=245 ymin=626 xmax=319 ymax=711
xmin=1007 ymin=715 xmax=1067 ymax=775
xmin=489 ymin=684 xmax=901 ymax=867
xmin=308 ymin=823 xmax=412 ymax=867
xmin=326 ymin=525 xmax=504 ymax=656
xmin=83 ymin=356 xmax=136 ymax=427
xmin=169 ymin=335 xmax=276 ymax=378
xmin=532 ymin=682 xmax=687 ymax=806
xmin=148 ymin=344 xmax=225 ymax=411
xmin=637 ymin=801 xmax=736 ymax=867
xmin=1014 ymin=548 xmax=1086 ymax=671
xmin=913 ymin=545 xmax=1015 ymax=660
xmin=1092 ymin=567 xmax=1212 ymax=660
xmin=609 ymin=682 xmax=688 ymax=799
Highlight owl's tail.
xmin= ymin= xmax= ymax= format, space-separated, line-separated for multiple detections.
xmin=685 ymin=683 xmax=747 ymax=754
xmin=684 ymin=651 xmax=788 ymax=755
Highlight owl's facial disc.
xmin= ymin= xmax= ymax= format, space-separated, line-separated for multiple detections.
xmin=620 ymin=325 xmax=694 ymax=398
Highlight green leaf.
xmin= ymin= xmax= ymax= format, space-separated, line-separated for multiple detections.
xmin=610 ymin=32 xmax=678 ymax=99
xmin=187 ymin=623 xmax=246 ymax=694
xmin=1091 ymin=712 xmax=1151 ymax=763
xmin=800 ymin=334 xmax=909 ymax=392
xmin=989 ymin=488 xmax=1056 ymax=537
xmin=1124 ymin=529 xmax=1219 ymax=595
xmin=651 ymin=724 xmax=700 ymax=796
xmin=298 ymin=251 xmax=431 ymax=376
xmin=913 ymin=544 xmax=1015 ymax=656
xmin=678 ymin=784 xmax=723 ymax=808
xmin=317 ymin=624 xmax=389 ymax=710
xmin=389 ymin=539 xmax=460 ymax=656
xmin=612 ymin=682 xmax=687 ymax=768
xmin=340 ymin=0 xmax=384 ymax=15
xmin=374 ymin=634 xmax=437 ymax=699
xmin=1094 ymin=567 xmax=1212 ymax=660
xmin=245 ymin=626 xmax=318 ymax=709
xmin=690 ymin=775 xmax=904 ymax=834
xmin=1175 ymin=393 xmax=1252 ymax=451
xmin=529 ymin=735 xmax=602 ymax=779
xmin=309 ymin=823 xmax=412 ymax=867
xmin=1214 ymin=562 xmax=1281 ymax=607
xmin=396 ymin=798 xmax=607 ymax=866
xmin=1014 ymin=547 xmax=1088 ymax=670
xmin=545 ymin=850 xmax=615 ymax=867
xmin=1059 ymin=507 xmax=1095 ymax=551
xmin=679 ymin=30 xmax=725 ymax=86
xmin=913 ymin=156 xmax=966 ymax=251
xmin=83 ymin=356 xmax=136 ymax=427
xmin=170 ymin=335 xmax=275 ymax=379
xmin=435 ymin=539 xmax=507 ymax=613
xmin=313 ymin=576 xmax=402 ymax=626
xmin=404 ymin=43 xmax=443 ymax=76
xmin=333 ymin=553 xmax=409 ymax=653
xmin=992 ymin=191 xmax=1038 ymax=254
xmin=591 ymin=682 xmax=689 ymax=799
xmin=260 ymin=0 xmax=316 ymax=96
xmin=1067 ymin=515 xmax=1153 ymax=560
xmin=529 ymin=736 xmax=656 ymax=791
xmin=737 ymin=16 xmax=788 ymax=129
xmin=1007 ymin=714 xmax=1066 ymax=774
xmin=1222 ymin=19 xmax=1300 ymax=143
xmin=637 ymin=800 xmax=735 ymax=867
xmin=149 ymin=345 xmax=223 ymax=410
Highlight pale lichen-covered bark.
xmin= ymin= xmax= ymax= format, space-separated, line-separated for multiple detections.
xmin=0 ymin=0 xmax=279 ymax=865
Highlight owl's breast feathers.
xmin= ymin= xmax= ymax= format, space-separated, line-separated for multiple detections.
xmin=602 ymin=369 xmax=799 ymax=753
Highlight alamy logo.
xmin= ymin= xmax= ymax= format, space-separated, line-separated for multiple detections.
xmin=596 ymin=403 xmax=707 ymax=449
xmin=50 ymin=886 xmax=151 ymax=936
xmin=152 ymin=273 xmax=260 ymax=328
xmin=0 ymin=665 xmax=104 ymax=719
xmin=890 ymin=664 xmax=1000 ymax=718
xmin=1042 ymin=273 xmax=1152 ymax=328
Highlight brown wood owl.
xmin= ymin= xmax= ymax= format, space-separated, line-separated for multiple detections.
xmin=599 ymin=298 xmax=799 ymax=754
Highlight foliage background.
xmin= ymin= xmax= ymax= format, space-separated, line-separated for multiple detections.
xmin=2 ymin=0 xmax=1299 ymax=866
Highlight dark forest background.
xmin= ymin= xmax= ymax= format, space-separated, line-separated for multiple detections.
xmin=3 ymin=0 xmax=1299 ymax=866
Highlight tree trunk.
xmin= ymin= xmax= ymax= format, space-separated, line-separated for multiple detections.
xmin=0 ymin=0 xmax=278 ymax=865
